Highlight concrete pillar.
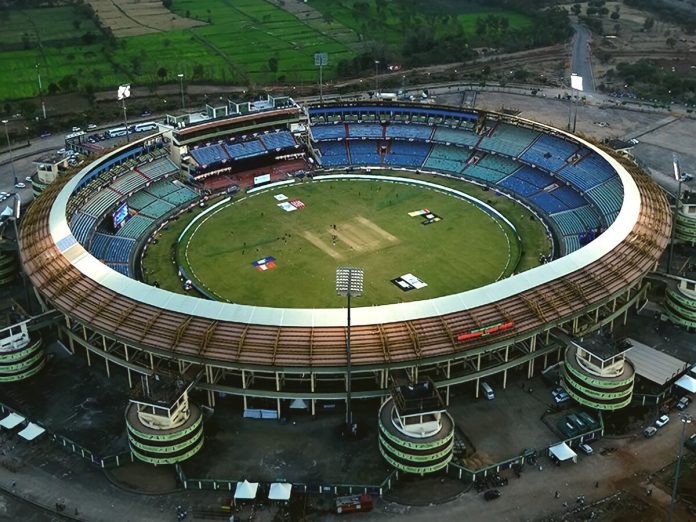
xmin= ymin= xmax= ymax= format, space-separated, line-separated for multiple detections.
xmin=502 ymin=345 xmax=509 ymax=388
xmin=311 ymin=372 xmax=316 ymax=416
xmin=446 ymin=360 xmax=451 ymax=406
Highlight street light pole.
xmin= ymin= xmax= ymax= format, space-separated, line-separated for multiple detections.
xmin=668 ymin=413 xmax=692 ymax=521
xmin=336 ymin=267 xmax=364 ymax=428
xmin=2 ymin=120 xmax=17 ymax=183
xmin=178 ymin=73 xmax=185 ymax=112
xmin=374 ymin=60 xmax=380 ymax=96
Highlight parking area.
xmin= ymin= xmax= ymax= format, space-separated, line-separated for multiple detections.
xmin=448 ymin=374 xmax=568 ymax=467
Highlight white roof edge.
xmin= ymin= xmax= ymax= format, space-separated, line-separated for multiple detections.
xmin=48 ymin=113 xmax=640 ymax=327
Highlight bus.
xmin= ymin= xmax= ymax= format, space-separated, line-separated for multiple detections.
xmin=133 ymin=121 xmax=158 ymax=133
xmin=106 ymin=127 xmax=128 ymax=138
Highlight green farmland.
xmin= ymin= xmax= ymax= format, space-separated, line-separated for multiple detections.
xmin=308 ymin=0 xmax=531 ymax=46
xmin=0 ymin=0 xmax=553 ymax=101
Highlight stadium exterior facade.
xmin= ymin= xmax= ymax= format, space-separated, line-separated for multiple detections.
xmin=18 ymin=102 xmax=671 ymax=416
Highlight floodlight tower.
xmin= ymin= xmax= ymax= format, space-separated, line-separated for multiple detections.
xmin=1 ymin=120 xmax=17 ymax=184
xmin=668 ymin=413 xmax=692 ymax=521
xmin=314 ymin=53 xmax=328 ymax=103
xmin=336 ymin=267 xmax=364 ymax=427
xmin=177 ymin=73 xmax=185 ymax=112
xmin=117 ymin=84 xmax=131 ymax=143
xmin=668 ymin=153 xmax=682 ymax=274
xmin=36 ymin=64 xmax=46 ymax=120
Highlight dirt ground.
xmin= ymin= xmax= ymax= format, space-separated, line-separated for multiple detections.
xmin=87 ymin=0 xmax=205 ymax=37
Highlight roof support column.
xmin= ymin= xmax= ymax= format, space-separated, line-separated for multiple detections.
xmin=102 ymin=334 xmax=110 ymax=378
xmin=502 ymin=345 xmax=509 ymax=389
xmin=527 ymin=335 xmax=537 ymax=379
xmin=124 ymin=343 xmax=132 ymax=388
xmin=445 ymin=360 xmax=451 ymax=406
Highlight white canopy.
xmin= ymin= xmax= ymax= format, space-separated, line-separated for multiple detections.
xmin=675 ymin=374 xmax=696 ymax=393
xmin=268 ymin=482 xmax=292 ymax=501
xmin=549 ymin=442 xmax=577 ymax=463
xmin=0 ymin=413 xmax=25 ymax=430
xmin=18 ymin=423 xmax=45 ymax=441
xmin=234 ymin=480 xmax=259 ymax=500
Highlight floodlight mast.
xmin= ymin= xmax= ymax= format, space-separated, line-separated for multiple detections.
xmin=668 ymin=413 xmax=692 ymax=521
xmin=336 ymin=267 xmax=364 ymax=427
xmin=118 ymin=84 xmax=131 ymax=143
xmin=668 ymin=153 xmax=681 ymax=274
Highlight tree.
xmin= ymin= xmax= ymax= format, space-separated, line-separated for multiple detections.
xmin=47 ymin=82 xmax=59 ymax=95
xmin=81 ymin=31 xmax=97 ymax=45
xmin=666 ymin=37 xmax=676 ymax=48
xmin=268 ymin=56 xmax=278 ymax=73
xmin=610 ymin=11 xmax=620 ymax=20
xmin=73 ymin=19 xmax=82 ymax=31
xmin=643 ymin=17 xmax=654 ymax=31
xmin=162 ymin=0 xmax=173 ymax=8
xmin=571 ymin=4 xmax=582 ymax=15
xmin=193 ymin=63 xmax=205 ymax=78
xmin=157 ymin=67 xmax=168 ymax=79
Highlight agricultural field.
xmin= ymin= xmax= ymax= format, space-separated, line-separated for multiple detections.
xmin=307 ymin=0 xmax=532 ymax=46
xmin=0 ymin=5 xmax=101 ymax=48
xmin=176 ymin=180 xmax=518 ymax=307
xmin=86 ymin=0 xmax=205 ymax=37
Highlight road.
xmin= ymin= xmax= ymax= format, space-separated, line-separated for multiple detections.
xmin=570 ymin=23 xmax=595 ymax=93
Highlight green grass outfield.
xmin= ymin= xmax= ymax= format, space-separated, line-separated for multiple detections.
xmin=142 ymin=174 xmax=551 ymax=307
xmin=150 ymin=177 xmax=526 ymax=309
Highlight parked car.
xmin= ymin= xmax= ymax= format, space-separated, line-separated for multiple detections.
xmin=552 ymin=387 xmax=571 ymax=404
xmin=685 ymin=433 xmax=696 ymax=450
xmin=14 ymin=182 xmax=25 ymax=189
xmin=71 ymin=126 xmax=81 ymax=132
xmin=578 ymin=443 xmax=593 ymax=455
xmin=484 ymin=489 xmax=501 ymax=501
xmin=655 ymin=415 xmax=670 ymax=428
xmin=676 ymin=397 xmax=690 ymax=410
xmin=87 ymin=123 xmax=98 ymax=130
xmin=25 ymin=176 xmax=32 ymax=182
xmin=643 ymin=426 xmax=658 ymax=438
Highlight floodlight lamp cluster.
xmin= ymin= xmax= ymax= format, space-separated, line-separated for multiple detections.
xmin=336 ymin=267 xmax=364 ymax=297
xmin=117 ymin=84 xmax=131 ymax=101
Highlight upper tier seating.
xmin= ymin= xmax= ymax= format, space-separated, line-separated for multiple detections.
xmin=190 ymin=144 xmax=228 ymax=166
xmin=110 ymin=171 xmax=149 ymax=195
xmin=82 ymin=189 xmax=121 ymax=218
xmin=260 ymin=131 xmax=296 ymax=150
xmin=385 ymin=124 xmax=434 ymax=140
xmin=224 ymin=139 xmax=266 ymax=160
xmin=348 ymin=124 xmax=383 ymax=139
xmin=432 ymin=126 xmax=479 ymax=147
xmin=138 ymin=158 xmax=178 ymax=179
xmin=311 ymin=124 xmax=346 ymax=140
xmin=478 ymin=123 xmax=539 ymax=157
xmin=587 ymin=177 xmax=624 ymax=222
xmin=521 ymin=134 xmax=578 ymax=172
xmin=70 ymin=212 xmax=97 ymax=244
xmin=478 ymin=155 xmax=519 ymax=175
xmin=557 ymin=154 xmax=615 ymax=192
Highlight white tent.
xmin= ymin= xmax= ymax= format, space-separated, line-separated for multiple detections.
xmin=234 ymin=480 xmax=259 ymax=500
xmin=289 ymin=399 xmax=308 ymax=410
xmin=0 ymin=413 xmax=25 ymax=430
xmin=675 ymin=374 xmax=696 ymax=393
xmin=268 ymin=482 xmax=292 ymax=501
xmin=18 ymin=423 xmax=45 ymax=441
xmin=549 ymin=442 xmax=577 ymax=463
